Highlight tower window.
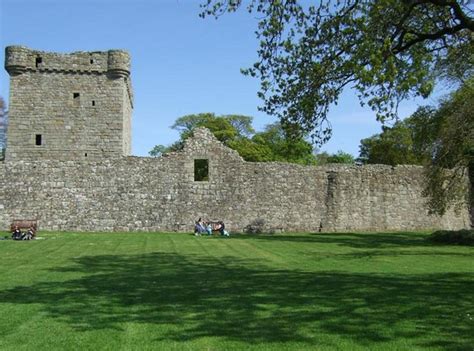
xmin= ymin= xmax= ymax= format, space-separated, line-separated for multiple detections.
xmin=92 ymin=100 xmax=95 ymax=106
xmin=194 ymin=159 xmax=209 ymax=181
xmin=35 ymin=57 xmax=42 ymax=68
xmin=90 ymin=59 xmax=94 ymax=64
xmin=73 ymin=93 xmax=80 ymax=106
xmin=35 ymin=134 xmax=42 ymax=146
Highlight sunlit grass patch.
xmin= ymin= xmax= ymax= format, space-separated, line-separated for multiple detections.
xmin=0 ymin=231 xmax=472 ymax=350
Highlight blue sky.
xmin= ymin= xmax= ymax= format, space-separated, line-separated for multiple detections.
xmin=0 ymin=0 xmax=444 ymax=157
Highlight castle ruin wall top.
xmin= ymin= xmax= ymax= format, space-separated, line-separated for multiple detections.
xmin=5 ymin=45 xmax=130 ymax=76
xmin=5 ymin=46 xmax=133 ymax=106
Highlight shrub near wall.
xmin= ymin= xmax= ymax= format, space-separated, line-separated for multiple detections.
xmin=427 ymin=230 xmax=474 ymax=246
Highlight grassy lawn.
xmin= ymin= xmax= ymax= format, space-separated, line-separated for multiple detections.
xmin=0 ymin=231 xmax=472 ymax=351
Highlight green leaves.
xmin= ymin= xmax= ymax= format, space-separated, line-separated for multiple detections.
xmin=148 ymin=144 xmax=168 ymax=157
xmin=315 ymin=150 xmax=355 ymax=165
xmin=423 ymin=79 xmax=474 ymax=215
xmin=358 ymin=122 xmax=424 ymax=166
xmin=200 ymin=0 xmax=473 ymax=144
xmin=357 ymin=79 xmax=473 ymax=216
xmin=149 ymin=113 xmax=318 ymax=165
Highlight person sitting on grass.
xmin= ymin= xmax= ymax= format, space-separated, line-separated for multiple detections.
xmin=11 ymin=226 xmax=22 ymax=240
xmin=28 ymin=226 xmax=36 ymax=240
xmin=217 ymin=221 xmax=230 ymax=237
xmin=206 ymin=222 xmax=213 ymax=235
xmin=22 ymin=226 xmax=36 ymax=240
xmin=194 ymin=218 xmax=207 ymax=236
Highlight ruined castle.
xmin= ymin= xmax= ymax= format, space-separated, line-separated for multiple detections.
xmin=0 ymin=46 xmax=470 ymax=232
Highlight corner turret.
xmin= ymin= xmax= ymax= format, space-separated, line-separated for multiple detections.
xmin=107 ymin=50 xmax=130 ymax=79
xmin=5 ymin=46 xmax=29 ymax=76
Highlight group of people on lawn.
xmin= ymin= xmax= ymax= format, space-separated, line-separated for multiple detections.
xmin=194 ymin=218 xmax=230 ymax=237
xmin=11 ymin=226 xmax=36 ymax=240
xmin=11 ymin=220 xmax=225 ymax=238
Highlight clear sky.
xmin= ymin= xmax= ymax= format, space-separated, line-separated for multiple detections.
xmin=0 ymin=0 xmax=444 ymax=157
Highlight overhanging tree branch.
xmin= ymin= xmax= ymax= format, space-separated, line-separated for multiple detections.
xmin=393 ymin=23 xmax=466 ymax=53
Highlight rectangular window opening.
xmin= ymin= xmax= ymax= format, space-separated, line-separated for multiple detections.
xmin=73 ymin=93 xmax=80 ymax=106
xmin=90 ymin=59 xmax=94 ymax=64
xmin=35 ymin=134 xmax=42 ymax=146
xmin=194 ymin=159 xmax=209 ymax=182
xmin=35 ymin=57 xmax=42 ymax=68
xmin=92 ymin=100 xmax=95 ymax=106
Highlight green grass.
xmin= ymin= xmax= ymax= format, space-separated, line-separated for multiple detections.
xmin=0 ymin=231 xmax=473 ymax=351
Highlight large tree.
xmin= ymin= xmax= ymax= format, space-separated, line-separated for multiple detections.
xmin=316 ymin=150 xmax=356 ymax=165
xmin=357 ymin=80 xmax=473 ymax=217
xmin=201 ymin=0 xmax=473 ymax=143
xmin=246 ymin=122 xmax=317 ymax=164
xmin=422 ymin=79 xmax=473 ymax=217
xmin=150 ymin=113 xmax=253 ymax=156
xmin=149 ymin=113 xmax=318 ymax=165
xmin=170 ymin=113 xmax=254 ymax=143
xmin=358 ymin=120 xmax=427 ymax=166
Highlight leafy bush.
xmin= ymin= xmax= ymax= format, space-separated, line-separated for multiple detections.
xmin=244 ymin=219 xmax=266 ymax=234
xmin=427 ymin=229 xmax=474 ymax=246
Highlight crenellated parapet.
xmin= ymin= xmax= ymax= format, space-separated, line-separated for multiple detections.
xmin=4 ymin=45 xmax=131 ymax=79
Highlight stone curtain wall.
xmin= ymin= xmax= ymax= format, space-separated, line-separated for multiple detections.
xmin=321 ymin=166 xmax=469 ymax=231
xmin=0 ymin=128 xmax=470 ymax=232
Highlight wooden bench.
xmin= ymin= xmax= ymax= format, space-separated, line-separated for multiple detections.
xmin=10 ymin=219 xmax=38 ymax=234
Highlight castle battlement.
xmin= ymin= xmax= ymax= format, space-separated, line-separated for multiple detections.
xmin=5 ymin=46 xmax=130 ymax=77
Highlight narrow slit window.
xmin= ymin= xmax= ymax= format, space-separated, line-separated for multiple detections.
xmin=92 ymin=100 xmax=95 ymax=106
xmin=73 ymin=93 xmax=80 ymax=106
xmin=35 ymin=134 xmax=42 ymax=146
xmin=194 ymin=159 xmax=209 ymax=181
xmin=90 ymin=59 xmax=94 ymax=64
xmin=85 ymin=153 xmax=88 ymax=157
xmin=35 ymin=57 xmax=42 ymax=68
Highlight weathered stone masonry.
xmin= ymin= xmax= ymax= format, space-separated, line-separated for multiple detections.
xmin=0 ymin=127 xmax=470 ymax=232
xmin=0 ymin=46 xmax=470 ymax=232
xmin=4 ymin=46 xmax=132 ymax=161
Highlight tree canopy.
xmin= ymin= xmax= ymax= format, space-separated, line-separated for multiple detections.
xmin=423 ymin=79 xmax=473 ymax=216
xmin=201 ymin=0 xmax=473 ymax=143
xmin=313 ymin=150 xmax=355 ymax=165
xmin=357 ymin=79 xmax=473 ymax=216
xmin=358 ymin=117 xmax=428 ymax=166
xmin=149 ymin=113 xmax=355 ymax=165
xmin=149 ymin=113 xmax=318 ymax=164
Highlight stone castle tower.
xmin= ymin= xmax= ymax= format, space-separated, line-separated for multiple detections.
xmin=4 ymin=46 xmax=133 ymax=161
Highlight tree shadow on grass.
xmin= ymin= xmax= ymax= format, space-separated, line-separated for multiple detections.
xmin=235 ymin=232 xmax=437 ymax=249
xmin=0 ymin=252 xmax=472 ymax=350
